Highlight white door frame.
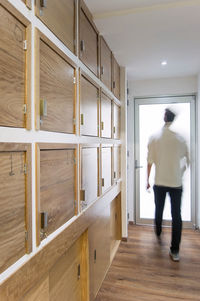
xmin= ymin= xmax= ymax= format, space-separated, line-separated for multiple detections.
xmin=134 ymin=95 xmax=196 ymax=228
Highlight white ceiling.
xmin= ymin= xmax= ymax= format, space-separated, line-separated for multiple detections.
xmin=85 ymin=0 xmax=200 ymax=81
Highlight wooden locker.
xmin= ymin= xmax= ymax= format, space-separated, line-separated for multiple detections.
xmin=113 ymin=145 xmax=121 ymax=182
xmin=100 ymin=36 xmax=112 ymax=90
xmin=110 ymin=194 xmax=122 ymax=261
xmin=49 ymin=231 xmax=88 ymax=301
xmin=113 ymin=102 xmax=121 ymax=139
xmin=101 ymin=92 xmax=112 ymax=138
xmin=79 ymin=1 xmax=99 ymax=76
xmin=37 ymin=144 xmax=77 ymax=244
xmin=80 ymin=146 xmax=99 ymax=209
xmin=37 ymin=35 xmax=76 ymax=133
xmin=0 ymin=5 xmax=28 ymax=128
xmin=112 ymin=54 xmax=120 ymax=99
xmin=35 ymin=0 xmax=75 ymax=53
xmin=80 ymin=75 xmax=99 ymax=137
xmin=0 ymin=144 xmax=32 ymax=273
xmin=101 ymin=146 xmax=112 ymax=194
xmin=88 ymin=206 xmax=110 ymax=301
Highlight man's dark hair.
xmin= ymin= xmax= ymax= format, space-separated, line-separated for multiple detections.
xmin=164 ymin=108 xmax=176 ymax=122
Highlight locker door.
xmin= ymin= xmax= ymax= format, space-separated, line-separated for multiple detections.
xmin=113 ymin=145 xmax=121 ymax=182
xmin=80 ymin=76 xmax=99 ymax=137
xmin=79 ymin=8 xmax=98 ymax=76
xmin=0 ymin=151 xmax=26 ymax=272
xmin=35 ymin=0 xmax=75 ymax=53
xmin=81 ymin=147 xmax=98 ymax=208
xmin=101 ymin=147 xmax=112 ymax=194
xmin=112 ymin=55 xmax=120 ymax=99
xmin=0 ymin=5 xmax=26 ymax=128
xmin=39 ymin=148 xmax=76 ymax=240
xmin=101 ymin=93 xmax=112 ymax=138
xmin=100 ymin=37 xmax=112 ymax=90
xmin=113 ymin=103 xmax=121 ymax=139
xmin=110 ymin=194 xmax=122 ymax=258
xmin=39 ymin=40 xmax=75 ymax=133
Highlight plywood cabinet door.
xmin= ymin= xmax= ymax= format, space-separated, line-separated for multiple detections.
xmin=40 ymin=149 xmax=75 ymax=238
xmin=101 ymin=147 xmax=112 ymax=194
xmin=113 ymin=146 xmax=121 ymax=181
xmin=100 ymin=37 xmax=112 ymax=90
xmin=81 ymin=147 xmax=98 ymax=208
xmin=88 ymin=206 xmax=110 ymax=301
xmin=101 ymin=93 xmax=112 ymax=138
xmin=0 ymin=6 xmax=26 ymax=128
xmin=0 ymin=152 xmax=26 ymax=272
xmin=80 ymin=9 xmax=98 ymax=76
xmin=35 ymin=0 xmax=75 ymax=53
xmin=49 ymin=231 xmax=88 ymax=301
xmin=80 ymin=76 xmax=99 ymax=137
xmin=40 ymin=40 xmax=75 ymax=133
xmin=113 ymin=103 xmax=121 ymax=139
xmin=110 ymin=194 xmax=122 ymax=255
xmin=112 ymin=55 xmax=120 ymax=99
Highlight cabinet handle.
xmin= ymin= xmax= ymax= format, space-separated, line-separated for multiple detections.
xmin=102 ymin=178 xmax=104 ymax=187
xmin=101 ymin=66 xmax=104 ymax=75
xmin=80 ymin=189 xmax=85 ymax=201
xmin=80 ymin=40 xmax=85 ymax=52
xmin=41 ymin=212 xmax=48 ymax=229
xmin=114 ymin=171 xmax=116 ymax=179
xmin=101 ymin=121 xmax=104 ymax=131
xmin=113 ymin=126 xmax=116 ymax=134
xmin=77 ymin=264 xmax=81 ymax=280
xmin=40 ymin=99 xmax=47 ymax=117
xmin=113 ymin=81 xmax=116 ymax=89
xmin=81 ymin=114 xmax=84 ymax=125
xmin=94 ymin=249 xmax=97 ymax=263
xmin=40 ymin=0 xmax=47 ymax=8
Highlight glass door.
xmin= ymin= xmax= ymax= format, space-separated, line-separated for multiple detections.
xmin=135 ymin=96 xmax=195 ymax=227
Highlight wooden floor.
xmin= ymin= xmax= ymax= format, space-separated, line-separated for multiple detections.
xmin=95 ymin=224 xmax=200 ymax=301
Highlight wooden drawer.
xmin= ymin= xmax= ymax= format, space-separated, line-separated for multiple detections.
xmin=36 ymin=144 xmax=77 ymax=245
xmin=101 ymin=146 xmax=112 ymax=194
xmin=112 ymin=55 xmax=120 ymax=99
xmin=100 ymin=36 xmax=112 ymax=90
xmin=110 ymin=193 xmax=122 ymax=260
xmin=0 ymin=5 xmax=31 ymax=128
xmin=101 ymin=92 xmax=112 ymax=138
xmin=36 ymin=33 xmax=76 ymax=133
xmin=88 ymin=206 xmax=110 ymax=301
xmin=0 ymin=143 xmax=32 ymax=273
xmin=113 ymin=102 xmax=121 ymax=139
xmin=80 ymin=146 xmax=99 ymax=209
xmin=80 ymin=75 xmax=99 ymax=137
xmin=113 ymin=145 xmax=121 ymax=182
xmin=79 ymin=1 xmax=99 ymax=76
xmin=35 ymin=0 xmax=75 ymax=53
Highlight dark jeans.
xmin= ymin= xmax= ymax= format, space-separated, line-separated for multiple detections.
xmin=153 ymin=185 xmax=182 ymax=253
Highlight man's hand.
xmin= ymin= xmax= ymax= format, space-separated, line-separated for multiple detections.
xmin=146 ymin=182 xmax=150 ymax=190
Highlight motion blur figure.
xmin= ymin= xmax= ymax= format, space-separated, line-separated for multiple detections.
xmin=147 ymin=108 xmax=189 ymax=261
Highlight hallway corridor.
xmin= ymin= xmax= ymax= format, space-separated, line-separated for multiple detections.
xmin=95 ymin=225 xmax=200 ymax=301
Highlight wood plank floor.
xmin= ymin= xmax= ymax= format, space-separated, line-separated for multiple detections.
xmin=95 ymin=225 xmax=200 ymax=301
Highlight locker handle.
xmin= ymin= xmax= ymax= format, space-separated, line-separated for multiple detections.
xmin=102 ymin=178 xmax=104 ymax=187
xmin=101 ymin=66 xmax=104 ymax=75
xmin=80 ymin=40 xmax=85 ymax=52
xmin=114 ymin=171 xmax=116 ymax=179
xmin=101 ymin=121 xmax=104 ymax=131
xmin=40 ymin=0 xmax=47 ymax=8
xmin=77 ymin=264 xmax=81 ymax=280
xmin=113 ymin=126 xmax=116 ymax=134
xmin=81 ymin=114 xmax=84 ymax=125
xmin=113 ymin=81 xmax=116 ymax=89
xmin=80 ymin=189 xmax=85 ymax=201
xmin=94 ymin=249 xmax=97 ymax=263
xmin=40 ymin=99 xmax=47 ymax=117
xmin=41 ymin=212 xmax=48 ymax=229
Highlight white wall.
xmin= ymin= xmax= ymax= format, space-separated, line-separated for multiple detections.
xmin=127 ymin=75 xmax=198 ymax=224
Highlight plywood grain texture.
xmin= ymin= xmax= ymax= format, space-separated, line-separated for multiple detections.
xmin=39 ymin=148 xmax=76 ymax=238
xmin=113 ymin=102 xmax=121 ymax=139
xmin=21 ymin=276 xmax=49 ymax=301
xmin=110 ymin=194 xmax=122 ymax=260
xmin=40 ymin=40 xmax=75 ymax=133
xmin=81 ymin=147 xmax=98 ymax=208
xmin=112 ymin=55 xmax=120 ymax=100
xmin=88 ymin=205 xmax=110 ymax=301
xmin=101 ymin=93 xmax=112 ymax=138
xmin=80 ymin=75 xmax=99 ymax=137
xmin=100 ymin=37 xmax=112 ymax=91
xmin=35 ymin=0 xmax=75 ymax=53
xmin=79 ymin=8 xmax=98 ymax=76
xmin=0 ymin=151 xmax=26 ymax=273
xmin=0 ymin=5 xmax=26 ymax=128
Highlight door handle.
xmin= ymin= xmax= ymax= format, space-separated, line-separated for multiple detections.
xmin=135 ymin=160 xmax=143 ymax=169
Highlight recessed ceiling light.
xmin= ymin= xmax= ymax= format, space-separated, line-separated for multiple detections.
xmin=161 ymin=61 xmax=167 ymax=66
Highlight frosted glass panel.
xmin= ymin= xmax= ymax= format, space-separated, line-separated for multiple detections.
xmin=139 ymin=103 xmax=191 ymax=221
